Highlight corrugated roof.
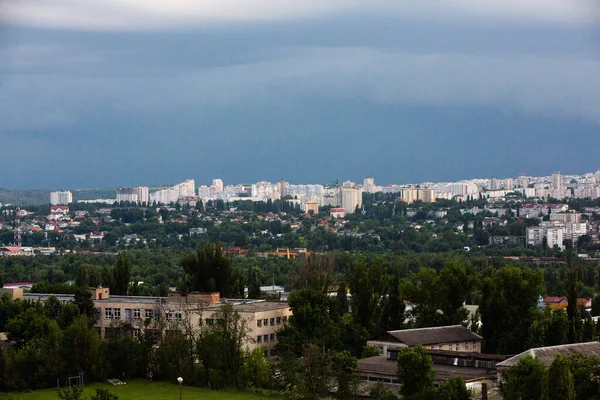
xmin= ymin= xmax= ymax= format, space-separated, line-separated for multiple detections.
xmin=497 ymin=342 xmax=600 ymax=368
xmin=386 ymin=325 xmax=482 ymax=346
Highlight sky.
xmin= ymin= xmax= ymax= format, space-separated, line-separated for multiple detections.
xmin=1 ymin=1 xmax=599 ymax=189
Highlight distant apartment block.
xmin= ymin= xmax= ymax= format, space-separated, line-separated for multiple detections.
xmin=50 ymin=191 xmax=72 ymax=205
xmin=399 ymin=187 xmax=436 ymax=204
xmin=341 ymin=186 xmax=363 ymax=214
xmin=149 ymin=180 xmax=195 ymax=204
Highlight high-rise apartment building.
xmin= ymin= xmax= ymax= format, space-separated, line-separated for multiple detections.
xmin=137 ymin=186 xmax=149 ymax=204
xmin=341 ymin=186 xmax=363 ymax=214
xmin=552 ymin=172 xmax=563 ymax=191
xmin=399 ymin=187 xmax=436 ymax=204
xmin=363 ymin=178 xmax=376 ymax=193
xmin=212 ymin=179 xmax=224 ymax=194
xmin=50 ymin=191 xmax=72 ymax=205
xmin=116 ymin=187 xmax=149 ymax=204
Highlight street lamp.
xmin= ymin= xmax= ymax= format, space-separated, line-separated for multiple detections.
xmin=177 ymin=377 xmax=183 ymax=400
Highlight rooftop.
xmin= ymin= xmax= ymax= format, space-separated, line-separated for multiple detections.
xmin=371 ymin=325 xmax=483 ymax=347
xmin=497 ymin=342 xmax=600 ymax=369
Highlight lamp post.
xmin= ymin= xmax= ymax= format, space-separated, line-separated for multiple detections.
xmin=177 ymin=377 xmax=183 ymax=400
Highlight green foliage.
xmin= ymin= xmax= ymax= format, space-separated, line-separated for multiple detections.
xmin=396 ymin=346 xmax=435 ymax=399
xmin=182 ymin=242 xmax=239 ymax=297
xmin=369 ymin=381 xmax=399 ymax=400
xmin=90 ymin=388 xmax=119 ymax=400
xmin=112 ymin=253 xmax=132 ymax=296
xmin=480 ymin=266 xmax=543 ymax=354
xmin=240 ymin=348 xmax=271 ymax=390
xmin=57 ymin=386 xmax=84 ymax=400
xmin=542 ymin=355 xmax=576 ymax=400
xmin=434 ymin=376 xmax=471 ymax=400
xmin=500 ymin=355 xmax=545 ymax=400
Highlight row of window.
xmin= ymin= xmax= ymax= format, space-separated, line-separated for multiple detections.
xmin=256 ymin=333 xmax=276 ymax=344
xmin=104 ymin=308 xmax=178 ymax=321
xmin=430 ymin=342 xmax=478 ymax=351
xmin=256 ymin=316 xmax=287 ymax=328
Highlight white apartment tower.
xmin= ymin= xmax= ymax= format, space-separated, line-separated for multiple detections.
xmin=137 ymin=186 xmax=149 ymax=204
xmin=552 ymin=172 xmax=563 ymax=191
xmin=50 ymin=191 xmax=72 ymax=205
xmin=341 ymin=186 xmax=363 ymax=214
xmin=212 ymin=179 xmax=224 ymax=194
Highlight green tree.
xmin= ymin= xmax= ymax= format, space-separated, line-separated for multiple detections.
xmin=566 ymin=253 xmax=582 ymax=343
xmin=247 ymin=267 xmax=262 ymax=299
xmin=542 ymin=355 xmax=575 ymax=400
xmin=570 ymin=354 xmax=600 ymax=400
xmin=90 ymin=388 xmax=119 ymax=400
xmin=57 ymin=386 xmax=84 ymax=400
xmin=112 ymin=253 xmax=132 ymax=295
xmin=182 ymin=242 xmax=235 ymax=297
xmin=73 ymin=288 xmax=96 ymax=324
xmin=240 ymin=348 xmax=271 ymax=390
xmin=332 ymin=350 xmax=358 ymax=399
xmin=434 ymin=376 xmax=471 ymax=400
xmin=480 ymin=266 xmax=543 ymax=354
xmin=396 ymin=346 xmax=435 ymax=399
xmin=500 ymin=355 xmax=545 ymax=400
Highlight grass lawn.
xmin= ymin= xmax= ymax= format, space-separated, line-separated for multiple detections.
xmin=0 ymin=381 xmax=281 ymax=400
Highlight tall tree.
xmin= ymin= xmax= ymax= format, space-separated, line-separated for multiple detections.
xmin=542 ymin=355 xmax=575 ymax=400
xmin=500 ymin=355 xmax=545 ymax=400
xmin=247 ymin=267 xmax=261 ymax=299
xmin=480 ymin=266 xmax=543 ymax=354
xmin=182 ymin=242 xmax=235 ymax=297
xmin=396 ymin=346 xmax=435 ymax=399
xmin=112 ymin=253 xmax=132 ymax=295
xmin=566 ymin=252 xmax=582 ymax=343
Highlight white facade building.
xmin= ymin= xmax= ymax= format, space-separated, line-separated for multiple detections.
xmin=50 ymin=191 xmax=72 ymax=205
xmin=341 ymin=186 xmax=363 ymax=214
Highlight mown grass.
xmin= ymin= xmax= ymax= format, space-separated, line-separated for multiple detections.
xmin=0 ymin=380 xmax=281 ymax=400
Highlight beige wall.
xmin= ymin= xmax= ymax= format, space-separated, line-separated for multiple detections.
xmin=367 ymin=339 xmax=482 ymax=355
xmin=93 ymin=300 xmax=292 ymax=358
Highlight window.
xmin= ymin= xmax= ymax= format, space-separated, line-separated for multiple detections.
xmin=463 ymin=343 xmax=469 ymax=351
xmin=276 ymin=317 xmax=281 ymax=325
xmin=166 ymin=311 xmax=173 ymax=321
xmin=154 ymin=310 xmax=159 ymax=321
xmin=270 ymin=333 xmax=275 ymax=342
xmin=257 ymin=319 xmax=262 ymax=328
xmin=264 ymin=350 xmax=268 ymax=357
xmin=270 ymin=318 xmax=275 ymax=326
xmin=94 ymin=307 xmax=101 ymax=321
xmin=263 ymin=334 xmax=269 ymax=343
xmin=145 ymin=309 xmax=152 ymax=319
xmin=176 ymin=311 xmax=183 ymax=321
xmin=114 ymin=308 xmax=121 ymax=320
xmin=282 ymin=316 xmax=287 ymax=322
xmin=133 ymin=309 xmax=141 ymax=320
xmin=134 ymin=329 xmax=141 ymax=339
xmin=473 ymin=343 xmax=477 ymax=351
xmin=455 ymin=344 xmax=459 ymax=351
xmin=105 ymin=308 xmax=113 ymax=320
xmin=257 ymin=336 xmax=262 ymax=343
xmin=263 ymin=318 xmax=268 ymax=326
xmin=439 ymin=345 xmax=443 ymax=350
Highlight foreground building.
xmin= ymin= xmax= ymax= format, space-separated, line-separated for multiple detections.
xmin=15 ymin=288 xmax=291 ymax=358
xmin=358 ymin=325 xmax=501 ymax=390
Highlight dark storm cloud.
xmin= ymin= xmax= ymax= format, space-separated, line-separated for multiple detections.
xmin=0 ymin=1 xmax=599 ymax=188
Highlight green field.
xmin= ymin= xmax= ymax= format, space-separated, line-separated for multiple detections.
xmin=0 ymin=381 xmax=281 ymax=400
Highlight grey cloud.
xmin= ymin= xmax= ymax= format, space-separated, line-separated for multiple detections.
xmin=3 ymin=46 xmax=598 ymax=133
xmin=2 ymin=0 xmax=599 ymax=31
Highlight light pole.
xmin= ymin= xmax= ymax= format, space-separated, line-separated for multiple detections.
xmin=177 ymin=377 xmax=183 ymax=400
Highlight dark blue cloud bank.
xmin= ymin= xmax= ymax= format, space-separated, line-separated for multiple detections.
xmin=0 ymin=1 xmax=599 ymax=189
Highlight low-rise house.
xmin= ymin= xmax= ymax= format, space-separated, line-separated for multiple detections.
xmin=367 ymin=325 xmax=483 ymax=355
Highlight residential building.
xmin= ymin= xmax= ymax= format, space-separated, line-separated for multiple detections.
xmin=551 ymin=171 xmax=563 ymax=191
xmin=116 ymin=187 xmax=138 ymax=203
xmin=527 ymin=225 xmax=564 ymax=250
xmin=341 ymin=186 xmax=362 ymax=214
xmin=50 ymin=191 xmax=72 ymax=205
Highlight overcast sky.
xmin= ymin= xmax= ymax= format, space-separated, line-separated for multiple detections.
xmin=1 ymin=1 xmax=599 ymax=189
